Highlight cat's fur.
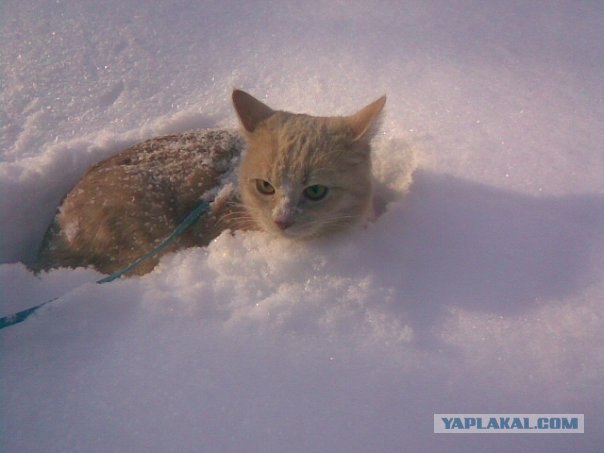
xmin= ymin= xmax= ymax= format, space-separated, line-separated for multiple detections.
xmin=36 ymin=90 xmax=386 ymax=276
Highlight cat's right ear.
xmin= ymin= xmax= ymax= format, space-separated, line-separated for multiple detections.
xmin=347 ymin=95 xmax=387 ymax=143
xmin=232 ymin=89 xmax=275 ymax=133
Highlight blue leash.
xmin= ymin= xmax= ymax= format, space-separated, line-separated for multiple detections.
xmin=0 ymin=200 xmax=210 ymax=330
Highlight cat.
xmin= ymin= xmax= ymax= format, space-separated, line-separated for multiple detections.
xmin=35 ymin=89 xmax=386 ymax=276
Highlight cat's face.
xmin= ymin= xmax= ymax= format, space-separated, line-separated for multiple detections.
xmin=233 ymin=90 xmax=386 ymax=239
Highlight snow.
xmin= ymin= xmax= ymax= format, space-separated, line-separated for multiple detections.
xmin=1 ymin=0 xmax=603 ymax=451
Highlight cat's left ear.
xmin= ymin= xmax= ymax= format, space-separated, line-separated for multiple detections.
xmin=347 ymin=95 xmax=387 ymax=142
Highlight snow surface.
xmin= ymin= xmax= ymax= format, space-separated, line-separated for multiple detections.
xmin=2 ymin=0 xmax=604 ymax=451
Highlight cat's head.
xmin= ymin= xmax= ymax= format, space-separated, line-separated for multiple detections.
xmin=232 ymin=89 xmax=386 ymax=239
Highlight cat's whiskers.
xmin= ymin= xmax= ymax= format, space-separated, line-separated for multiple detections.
xmin=215 ymin=202 xmax=263 ymax=230
xmin=217 ymin=212 xmax=256 ymax=229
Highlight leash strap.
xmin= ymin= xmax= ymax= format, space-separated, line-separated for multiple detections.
xmin=96 ymin=200 xmax=210 ymax=283
xmin=0 ymin=200 xmax=211 ymax=330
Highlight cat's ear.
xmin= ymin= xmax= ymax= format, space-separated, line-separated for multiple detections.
xmin=347 ymin=95 xmax=387 ymax=142
xmin=232 ymin=89 xmax=275 ymax=133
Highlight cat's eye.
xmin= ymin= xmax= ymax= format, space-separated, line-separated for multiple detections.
xmin=256 ymin=179 xmax=275 ymax=195
xmin=303 ymin=185 xmax=328 ymax=201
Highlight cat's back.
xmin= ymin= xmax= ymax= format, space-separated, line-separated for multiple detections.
xmin=37 ymin=129 xmax=242 ymax=275
xmin=95 ymin=129 xmax=241 ymax=202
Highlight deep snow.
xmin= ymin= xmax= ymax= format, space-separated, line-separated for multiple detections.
xmin=1 ymin=1 xmax=603 ymax=452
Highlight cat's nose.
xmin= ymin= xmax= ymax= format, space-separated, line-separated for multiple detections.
xmin=274 ymin=219 xmax=293 ymax=230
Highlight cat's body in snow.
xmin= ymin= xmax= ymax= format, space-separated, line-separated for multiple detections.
xmin=36 ymin=90 xmax=386 ymax=275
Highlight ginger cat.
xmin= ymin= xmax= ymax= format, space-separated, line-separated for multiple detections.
xmin=36 ymin=90 xmax=386 ymax=276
